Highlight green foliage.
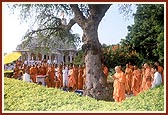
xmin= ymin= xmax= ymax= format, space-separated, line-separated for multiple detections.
xmin=9 ymin=4 xmax=81 ymax=53
xmin=4 ymin=77 xmax=164 ymax=111
xmin=73 ymin=49 xmax=84 ymax=65
xmin=123 ymin=4 xmax=164 ymax=65
xmin=102 ymin=44 xmax=140 ymax=71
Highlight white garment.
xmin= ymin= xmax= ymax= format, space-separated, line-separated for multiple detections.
xmin=24 ymin=60 xmax=28 ymax=65
xmin=55 ymin=68 xmax=58 ymax=77
xmin=4 ymin=65 xmax=8 ymax=70
xmin=47 ymin=59 xmax=51 ymax=64
xmin=151 ymin=72 xmax=162 ymax=88
xmin=22 ymin=73 xmax=31 ymax=82
xmin=62 ymin=67 xmax=69 ymax=87
xmin=8 ymin=65 xmax=14 ymax=70
xmin=53 ymin=59 xmax=58 ymax=64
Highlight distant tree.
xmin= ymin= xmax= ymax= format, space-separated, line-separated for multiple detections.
xmin=123 ymin=4 xmax=164 ymax=65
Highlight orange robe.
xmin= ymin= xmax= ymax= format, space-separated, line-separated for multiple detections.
xmin=29 ymin=67 xmax=38 ymax=83
xmin=38 ymin=67 xmax=43 ymax=75
xmin=141 ymin=68 xmax=152 ymax=92
xmin=68 ymin=68 xmax=76 ymax=89
xmin=46 ymin=68 xmax=55 ymax=88
xmin=78 ymin=68 xmax=83 ymax=90
xmin=45 ymin=77 xmax=51 ymax=88
xmin=158 ymin=66 xmax=164 ymax=84
xmin=103 ymin=66 xmax=109 ymax=77
xmin=41 ymin=66 xmax=47 ymax=75
xmin=125 ymin=67 xmax=132 ymax=95
xmin=132 ymin=69 xmax=142 ymax=96
xmin=13 ymin=66 xmax=20 ymax=79
xmin=82 ymin=67 xmax=86 ymax=89
xmin=113 ymin=72 xmax=126 ymax=102
xmin=57 ymin=66 xmax=63 ymax=87
xmin=73 ymin=67 xmax=78 ymax=89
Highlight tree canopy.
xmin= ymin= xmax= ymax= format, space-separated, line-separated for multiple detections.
xmin=121 ymin=4 xmax=164 ymax=66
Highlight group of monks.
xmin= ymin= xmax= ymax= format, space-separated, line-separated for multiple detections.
xmin=11 ymin=60 xmax=88 ymax=90
xmin=112 ymin=62 xmax=164 ymax=102
xmin=11 ymin=59 xmax=109 ymax=91
xmin=10 ymin=59 xmax=164 ymax=102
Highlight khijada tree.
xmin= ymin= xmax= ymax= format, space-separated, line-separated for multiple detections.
xmin=10 ymin=4 xmax=131 ymax=100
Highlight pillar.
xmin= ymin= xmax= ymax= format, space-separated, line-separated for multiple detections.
xmin=70 ymin=55 xmax=72 ymax=63
xmin=42 ymin=54 xmax=44 ymax=60
xmin=27 ymin=52 xmax=31 ymax=62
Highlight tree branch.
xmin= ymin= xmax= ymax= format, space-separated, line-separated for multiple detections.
xmin=88 ymin=4 xmax=111 ymax=25
xmin=70 ymin=4 xmax=87 ymax=28
xmin=27 ymin=27 xmax=62 ymax=36
xmin=64 ymin=18 xmax=76 ymax=31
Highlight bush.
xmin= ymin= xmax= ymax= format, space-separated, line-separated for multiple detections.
xmin=4 ymin=77 xmax=164 ymax=111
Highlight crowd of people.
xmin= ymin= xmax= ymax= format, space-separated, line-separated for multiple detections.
xmin=4 ymin=59 xmax=164 ymax=102
xmin=4 ymin=60 xmax=84 ymax=90
xmin=112 ymin=62 xmax=164 ymax=102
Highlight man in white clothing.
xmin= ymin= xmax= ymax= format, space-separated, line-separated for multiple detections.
xmin=62 ymin=64 xmax=69 ymax=87
xmin=151 ymin=65 xmax=162 ymax=88
xmin=22 ymin=70 xmax=31 ymax=82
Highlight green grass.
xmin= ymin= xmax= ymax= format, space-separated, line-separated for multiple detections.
xmin=4 ymin=77 xmax=164 ymax=112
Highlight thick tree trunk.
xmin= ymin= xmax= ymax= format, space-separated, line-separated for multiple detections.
xmin=70 ymin=4 xmax=112 ymax=101
xmin=82 ymin=24 xmax=112 ymax=101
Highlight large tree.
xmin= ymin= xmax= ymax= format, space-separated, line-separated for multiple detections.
xmin=9 ymin=3 xmax=132 ymax=100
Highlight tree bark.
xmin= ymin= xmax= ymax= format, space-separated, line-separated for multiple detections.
xmin=71 ymin=4 xmax=112 ymax=101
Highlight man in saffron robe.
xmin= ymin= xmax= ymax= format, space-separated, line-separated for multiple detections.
xmin=78 ymin=65 xmax=84 ymax=90
xmin=154 ymin=61 xmax=164 ymax=84
xmin=112 ymin=66 xmax=126 ymax=102
xmin=13 ymin=64 xmax=20 ymax=79
xmin=82 ymin=64 xmax=86 ymax=89
xmin=57 ymin=64 xmax=63 ymax=87
xmin=73 ymin=64 xmax=78 ymax=89
xmin=141 ymin=63 xmax=152 ymax=92
xmin=46 ymin=65 xmax=55 ymax=88
xmin=125 ymin=64 xmax=133 ymax=95
xmin=45 ymin=76 xmax=51 ymax=88
xmin=132 ymin=66 xmax=142 ymax=96
xmin=29 ymin=65 xmax=38 ymax=83
xmin=68 ymin=65 xmax=76 ymax=90
xmin=102 ymin=63 xmax=109 ymax=78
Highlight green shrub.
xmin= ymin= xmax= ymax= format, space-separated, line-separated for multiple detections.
xmin=4 ymin=77 xmax=164 ymax=112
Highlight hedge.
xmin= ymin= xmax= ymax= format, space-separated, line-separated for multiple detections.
xmin=4 ymin=77 xmax=164 ymax=112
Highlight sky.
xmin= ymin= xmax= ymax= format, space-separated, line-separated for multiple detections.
xmin=3 ymin=3 xmax=137 ymax=54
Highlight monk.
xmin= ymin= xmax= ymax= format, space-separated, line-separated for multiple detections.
xmin=13 ymin=64 xmax=20 ymax=79
xmin=45 ymin=76 xmax=51 ymax=88
xmin=125 ymin=64 xmax=133 ymax=95
xmin=73 ymin=64 xmax=78 ymax=89
xmin=82 ymin=64 xmax=86 ymax=89
xmin=41 ymin=63 xmax=47 ymax=75
xmin=77 ymin=65 xmax=83 ymax=90
xmin=154 ymin=61 xmax=164 ymax=84
xmin=102 ymin=63 xmax=109 ymax=78
xmin=141 ymin=63 xmax=152 ymax=92
xmin=68 ymin=65 xmax=76 ymax=90
xmin=112 ymin=66 xmax=126 ymax=102
xmin=57 ymin=64 xmax=63 ymax=87
xmin=46 ymin=65 xmax=55 ymax=88
xmin=132 ymin=66 xmax=142 ymax=96
xmin=37 ymin=65 xmax=43 ymax=75
xmin=29 ymin=65 xmax=38 ymax=83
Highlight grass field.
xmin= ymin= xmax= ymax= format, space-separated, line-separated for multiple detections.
xmin=3 ymin=77 xmax=165 ymax=112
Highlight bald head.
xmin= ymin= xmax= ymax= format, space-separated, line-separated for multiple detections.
xmin=115 ymin=66 xmax=121 ymax=73
xmin=144 ymin=63 xmax=150 ymax=69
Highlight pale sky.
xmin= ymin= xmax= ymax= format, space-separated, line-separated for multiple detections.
xmin=3 ymin=3 xmax=136 ymax=53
